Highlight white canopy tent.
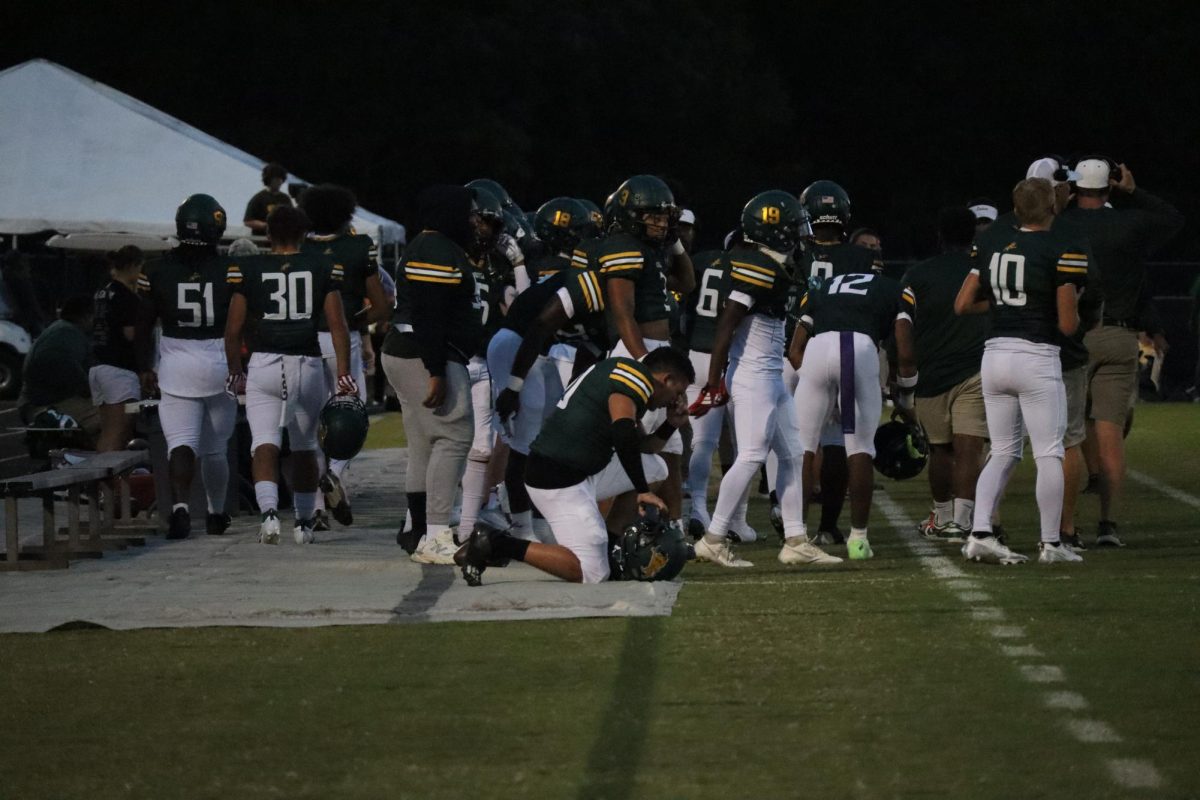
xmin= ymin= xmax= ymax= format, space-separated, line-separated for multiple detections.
xmin=0 ymin=59 xmax=405 ymax=247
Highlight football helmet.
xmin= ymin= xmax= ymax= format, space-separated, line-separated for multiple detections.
xmin=611 ymin=175 xmax=676 ymax=242
xmin=576 ymin=198 xmax=604 ymax=239
xmin=534 ymin=197 xmax=589 ymax=254
xmin=799 ymin=180 xmax=852 ymax=230
xmin=318 ymin=394 xmax=370 ymax=461
xmin=873 ymin=417 xmax=929 ymax=480
xmin=740 ymin=190 xmax=808 ymax=254
xmin=611 ymin=508 xmax=689 ymax=582
xmin=471 ymin=185 xmax=505 ymax=224
xmin=465 ymin=178 xmax=514 ymax=209
xmin=175 ymin=194 xmax=227 ymax=245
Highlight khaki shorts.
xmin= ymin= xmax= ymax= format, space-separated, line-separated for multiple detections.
xmin=915 ymin=372 xmax=988 ymax=445
xmin=1085 ymin=326 xmax=1138 ymax=425
xmin=1063 ymin=364 xmax=1087 ymax=448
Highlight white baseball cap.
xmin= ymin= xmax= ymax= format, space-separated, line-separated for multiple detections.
xmin=1074 ymin=159 xmax=1111 ymax=189
xmin=969 ymin=203 xmax=998 ymax=222
xmin=1026 ymin=157 xmax=1079 ymax=186
xmin=678 ymin=208 xmax=696 ymax=225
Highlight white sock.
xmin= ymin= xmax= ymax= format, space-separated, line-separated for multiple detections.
xmin=849 ymin=527 xmax=869 ymax=541
xmin=254 ymin=481 xmax=278 ymax=516
xmin=510 ymin=510 xmax=534 ymax=541
xmin=458 ymin=459 xmax=489 ymax=538
xmin=200 ymin=453 xmax=228 ymax=514
xmin=294 ymin=491 xmax=318 ymax=523
xmin=934 ymin=500 xmax=953 ymax=526
xmin=953 ymin=498 xmax=974 ymax=529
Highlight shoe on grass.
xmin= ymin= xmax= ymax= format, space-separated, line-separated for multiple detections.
xmin=962 ymin=533 xmax=1027 ymax=565
xmin=847 ymin=537 xmax=873 ymax=560
xmin=1038 ymin=541 xmax=1083 ymax=563
xmin=778 ymin=537 xmax=843 ymax=565
xmin=259 ymin=510 xmax=281 ymax=545
xmin=694 ymin=536 xmax=754 ymax=568
xmin=1095 ymin=520 xmax=1125 ymax=548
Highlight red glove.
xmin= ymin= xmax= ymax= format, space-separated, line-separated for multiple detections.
xmin=337 ymin=374 xmax=359 ymax=396
xmin=688 ymin=381 xmax=729 ymax=417
xmin=225 ymin=372 xmax=246 ymax=398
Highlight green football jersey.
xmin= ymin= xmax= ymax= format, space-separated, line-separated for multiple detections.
xmin=595 ymin=231 xmax=671 ymax=323
xmin=799 ymin=241 xmax=881 ymax=285
xmin=971 ymin=225 xmax=1088 ymax=345
xmin=528 ymin=251 xmax=572 ymax=281
xmin=801 ymin=272 xmax=902 ymax=345
xmin=686 ymin=249 xmax=728 ymax=353
xmin=139 ymin=249 xmax=233 ymax=340
xmin=900 ymin=252 xmax=989 ymax=397
xmin=470 ymin=249 xmax=513 ymax=356
xmin=726 ymin=246 xmax=793 ymax=319
xmin=531 ymin=356 xmax=655 ymax=475
xmin=303 ymin=233 xmax=377 ymax=332
xmin=227 ymin=252 xmax=341 ymax=357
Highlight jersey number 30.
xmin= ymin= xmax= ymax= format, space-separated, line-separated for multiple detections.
xmin=987 ymin=253 xmax=1027 ymax=307
xmin=263 ymin=272 xmax=314 ymax=321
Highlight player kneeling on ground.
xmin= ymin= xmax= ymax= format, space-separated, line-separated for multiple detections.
xmin=224 ymin=206 xmax=357 ymax=545
xmin=455 ymin=347 xmax=693 ymax=585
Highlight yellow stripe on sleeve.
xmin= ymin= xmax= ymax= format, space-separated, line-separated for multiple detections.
xmin=407 ymin=274 xmax=462 ymax=284
xmin=731 ymin=272 xmax=772 ymax=289
xmin=729 ymin=260 xmax=775 ymax=278
xmin=610 ymin=374 xmax=650 ymax=403
xmin=406 ymin=261 xmax=458 ymax=272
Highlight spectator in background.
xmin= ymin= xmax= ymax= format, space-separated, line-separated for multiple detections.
xmin=227 ymin=238 xmax=259 ymax=257
xmin=1058 ymin=159 xmax=1184 ymax=547
xmin=968 ymin=198 xmax=999 ymax=232
xmin=17 ymin=296 xmax=99 ymax=439
xmin=849 ymin=227 xmax=883 ymax=261
xmin=243 ymin=162 xmax=292 ymax=234
xmin=90 ymin=246 xmax=145 ymax=452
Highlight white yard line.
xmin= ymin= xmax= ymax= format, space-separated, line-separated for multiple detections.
xmin=875 ymin=489 xmax=1165 ymax=792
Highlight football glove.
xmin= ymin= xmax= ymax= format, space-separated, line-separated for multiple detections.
xmin=336 ymin=373 xmax=360 ymax=396
xmin=688 ymin=381 xmax=729 ymax=417
xmin=225 ymin=372 xmax=246 ymax=398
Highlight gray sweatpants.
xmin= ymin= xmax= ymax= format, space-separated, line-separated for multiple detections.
xmin=382 ymin=354 xmax=473 ymax=526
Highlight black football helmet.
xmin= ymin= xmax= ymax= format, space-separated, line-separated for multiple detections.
xmin=318 ymin=395 xmax=370 ymax=461
xmin=873 ymin=417 xmax=929 ymax=480
xmin=799 ymin=180 xmax=852 ymax=231
xmin=611 ymin=507 xmax=689 ymax=582
xmin=176 ymin=194 xmax=227 ymax=245
xmin=611 ymin=175 xmax=676 ymax=242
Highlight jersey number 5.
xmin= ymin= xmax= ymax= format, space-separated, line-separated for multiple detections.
xmin=987 ymin=253 xmax=1027 ymax=307
xmin=263 ymin=272 xmax=314 ymax=321
xmin=177 ymin=283 xmax=214 ymax=327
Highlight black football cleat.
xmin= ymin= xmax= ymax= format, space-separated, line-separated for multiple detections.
xmin=396 ymin=523 xmax=421 ymax=554
xmin=686 ymin=518 xmax=706 ymax=542
xmin=320 ymin=473 xmax=353 ymax=526
xmin=454 ymin=527 xmax=512 ymax=587
xmin=205 ymin=512 xmax=232 ymax=536
xmin=167 ymin=507 xmax=191 ymax=540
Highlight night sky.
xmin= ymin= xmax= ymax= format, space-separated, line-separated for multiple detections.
xmin=3 ymin=1 xmax=1198 ymax=262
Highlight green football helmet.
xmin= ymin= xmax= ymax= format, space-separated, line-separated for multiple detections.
xmin=318 ymin=394 xmax=370 ymax=461
xmin=466 ymin=178 xmax=514 ymax=209
xmin=175 ymin=194 xmax=227 ymax=245
xmin=612 ymin=509 xmax=688 ymax=582
xmin=470 ymin=185 xmax=505 ymax=224
xmin=576 ymin=198 xmax=604 ymax=239
xmin=799 ymin=180 xmax=852 ymax=230
xmin=534 ymin=197 xmax=589 ymax=253
xmin=611 ymin=175 xmax=676 ymax=242
xmin=740 ymin=190 xmax=808 ymax=254
xmin=873 ymin=418 xmax=929 ymax=480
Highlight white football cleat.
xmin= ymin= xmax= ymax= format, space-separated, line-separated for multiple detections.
xmin=259 ymin=510 xmax=281 ymax=545
xmin=962 ymin=534 xmax=1028 ymax=565
xmin=411 ymin=527 xmax=459 ymax=565
xmin=1038 ymin=541 xmax=1083 ymax=563
xmin=693 ymin=536 xmax=754 ymax=568
xmin=293 ymin=518 xmax=315 ymax=545
xmin=778 ymin=537 xmax=843 ymax=565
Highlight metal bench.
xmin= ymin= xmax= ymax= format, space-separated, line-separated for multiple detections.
xmin=1 ymin=450 xmax=155 ymax=570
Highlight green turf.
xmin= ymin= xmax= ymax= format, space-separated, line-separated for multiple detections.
xmin=2 ymin=404 xmax=1198 ymax=798
xmin=363 ymin=409 xmax=406 ymax=450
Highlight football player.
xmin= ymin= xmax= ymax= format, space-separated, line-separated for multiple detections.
xmin=466 ymin=179 xmax=528 ymax=292
xmin=791 ymin=264 xmax=910 ymax=560
xmin=691 ymin=190 xmax=838 ymax=568
xmin=897 ymin=207 xmax=990 ymax=543
xmin=224 ymin=205 xmax=357 ymax=545
xmin=489 ymin=267 xmax=608 ymax=540
xmin=954 ymin=177 xmax=1086 ymax=564
xmin=456 ymin=347 xmax=692 ymax=584
xmin=299 ymin=184 xmax=390 ymax=529
xmin=90 ymin=245 xmax=144 ymax=454
xmin=138 ymin=194 xmax=238 ymax=539
xmin=528 ymin=197 xmax=590 ymax=281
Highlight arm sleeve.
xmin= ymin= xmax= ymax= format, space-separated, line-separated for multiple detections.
xmin=562 ymin=270 xmax=606 ymax=319
xmin=1055 ymin=246 xmax=1089 ymax=289
xmin=898 ymin=283 xmax=916 ymax=324
xmin=611 ymin=418 xmax=649 ymax=493
xmin=727 ymin=258 xmax=777 ymax=299
xmin=405 ymin=257 xmax=463 ymax=377
xmin=225 ymin=262 xmax=248 ymax=295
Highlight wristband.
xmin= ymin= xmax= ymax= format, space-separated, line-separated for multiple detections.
xmin=897 ymin=373 xmax=919 ymax=390
xmin=669 ymin=239 xmax=685 ymax=256
xmin=506 ymin=375 xmax=525 ymax=392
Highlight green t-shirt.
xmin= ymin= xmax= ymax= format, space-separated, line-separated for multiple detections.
xmin=801 ymin=272 xmax=902 ymax=345
xmin=227 ymin=252 xmax=340 ymax=357
xmin=531 ymin=356 xmax=654 ymax=475
xmin=139 ymin=249 xmax=233 ymax=340
xmin=595 ymin=231 xmax=671 ymax=323
xmin=302 ymin=233 xmax=377 ymax=332
xmin=900 ymin=252 xmax=988 ymax=397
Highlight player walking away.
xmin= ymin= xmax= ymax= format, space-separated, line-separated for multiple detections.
xmin=243 ymin=162 xmax=292 ymax=234
xmin=954 ymin=178 xmax=1086 ymax=564
xmin=489 ymin=267 xmax=608 ymax=541
xmin=90 ymin=245 xmax=145 ymax=454
xmin=456 ymin=349 xmax=692 ymax=584
xmin=692 ymin=191 xmax=839 ymax=568
xmin=597 ymin=175 xmax=696 ymax=532
xmin=787 ymin=180 xmax=880 ymax=545
xmin=224 ymin=205 xmax=356 ymax=545
xmin=380 ymin=185 xmax=482 ymax=564
xmin=299 ymin=184 xmax=391 ymax=529
xmin=138 ymin=195 xmax=239 ymax=539
xmin=1058 ymin=159 xmax=1183 ymax=547
xmin=897 ymin=207 xmax=990 ymax=543
xmin=791 ymin=266 xmax=909 ymax=560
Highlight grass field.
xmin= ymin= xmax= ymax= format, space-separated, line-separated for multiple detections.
xmin=2 ymin=404 xmax=1198 ymax=799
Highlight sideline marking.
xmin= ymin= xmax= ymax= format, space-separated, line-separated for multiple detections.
xmin=1044 ymin=691 xmax=1088 ymax=710
xmin=1019 ymin=664 xmax=1065 ymax=684
xmin=1106 ymin=759 xmax=1164 ymax=789
xmin=1129 ymin=469 xmax=1200 ymax=511
xmin=1065 ymin=719 xmax=1122 ymax=743
xmin=1001 ymin=644 xmax=1042 ymax=658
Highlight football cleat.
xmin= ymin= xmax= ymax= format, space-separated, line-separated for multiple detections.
xmin=917 ymin=511 xmax=937 ymax=537
xmin=847 ymin=537 xmax=874 ymax=560
xmin=779 ymin=538 xmax=843 ymax=565
xmin=259 ymin=510 xmax=281 ymax=545
xmin=320 ymin=473 xmax=353 ymax=526
xmin=205 ymin=512 xmax=232 ymax=536
xmin=686 ymin=518 xmax=707 ymax=542
xmin=812 ymin=528 xmax=845 ymax=545
xmin=931 ymin=521 xmax=968 ymax=543
xmin=728 ymin=522 xmax=759 ymax=543
xmin=454 ymin=526 xmax=512 ymax=587
xmin=411 ymin=528 xmax=458 ymax=565
xmin=396 ymin=522 xmax=421 ymax=554
xmin=1095 ymin=520 xmax=1125 ymax=548
xmin=1038 ymin=541 xmax=1083 ymax=563
xmin=167 ymin=506 xmax=191 ymax=540
xmin=293 ymin=518 xmax=316 ymax=545
xmin=1060 ymin=530 xmax=1086 ymax=552
xmin=693 ymin=536 xmax=754 ymax=568
xmin=769 ymin=504 xmax=785 ymax=543
xmin=312 ymin=509 xmax=331 ymax=532
xmin=962 ymin=534 xmax=1027 ymax=565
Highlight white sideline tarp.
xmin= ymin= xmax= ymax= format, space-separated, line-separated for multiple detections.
xmin=0 ymin=59 xmax=404 ymax=246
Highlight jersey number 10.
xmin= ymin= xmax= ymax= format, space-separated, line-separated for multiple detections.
xmin=263 ymin=272 xmax=314 ymax=321
xmin=987 ymin=253 xmax=1027 ymax=307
